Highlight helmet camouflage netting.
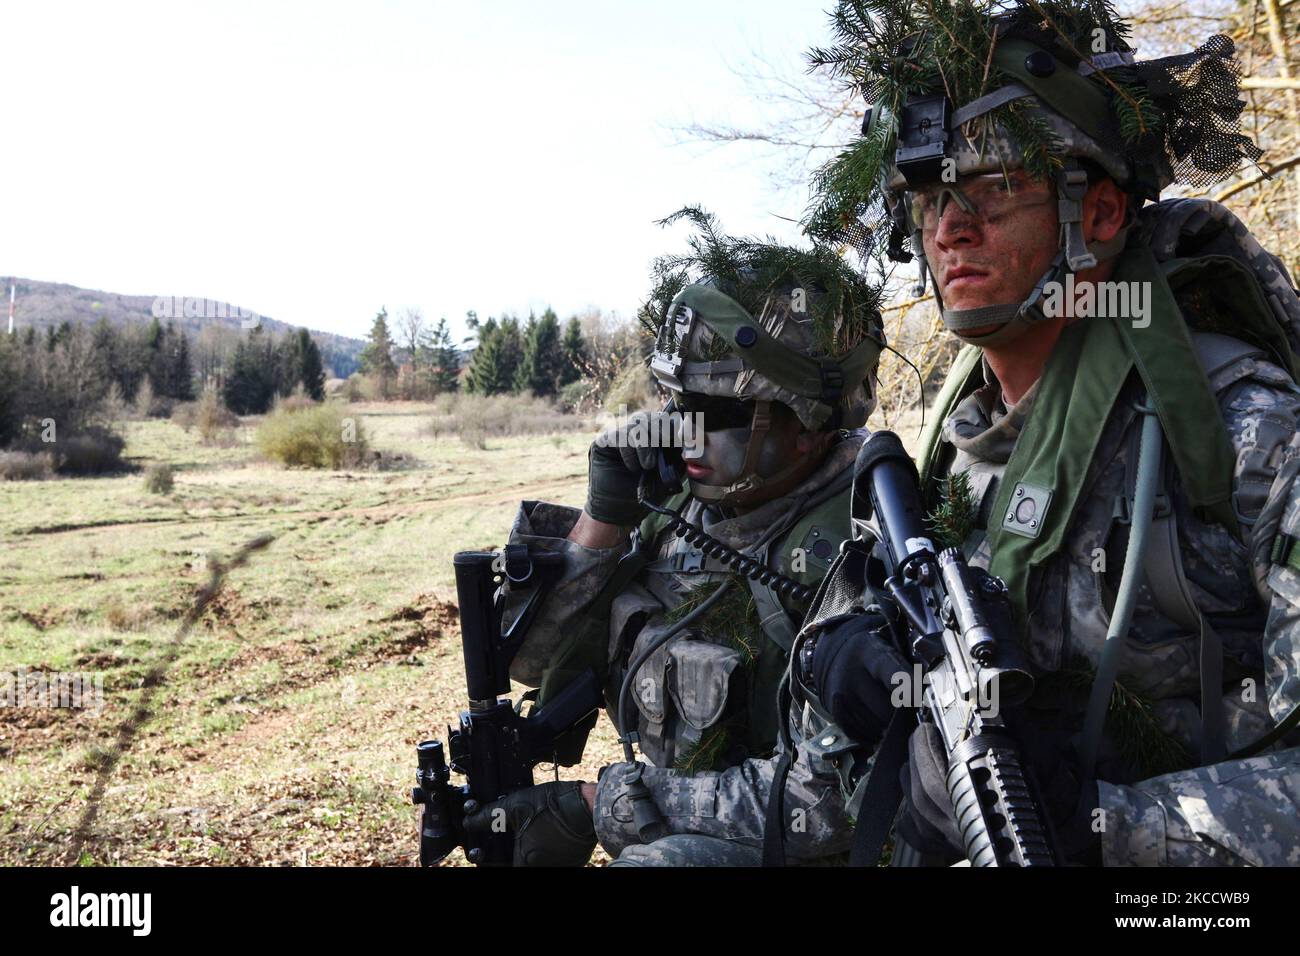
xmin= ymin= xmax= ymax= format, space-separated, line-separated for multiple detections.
xmin=804 ymin=0 xmax=1265 ymax=259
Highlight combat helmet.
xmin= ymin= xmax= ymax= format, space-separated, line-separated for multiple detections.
xmin=642 ymin=207 xmax=885 ymax=503
xmin=806 ymin=0 xmax=1264 ymax=347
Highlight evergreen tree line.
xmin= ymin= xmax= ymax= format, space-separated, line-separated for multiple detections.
xmin=0 ymin=317 xmax=196 ymax=449
xmin=0 ymin=317 xmax=330 ymax=452
xmin=222 ymin=326 xmax=326 ymax=414
xmin=463 ymin=307 xmax=588 ymax=397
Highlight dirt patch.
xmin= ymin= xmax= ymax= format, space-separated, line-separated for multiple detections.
xmin=376 ymin=595 xmax=459 ymax=657
xmin=0 ymin=604 xmax=64 ymax=632
xmin=199 ymin=587 xmax=256 ymax=633
xmin=76 ymin=650 xmax=133 ymax=669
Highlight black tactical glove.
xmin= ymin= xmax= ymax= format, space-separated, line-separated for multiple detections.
xmin=462 ymin=781 xmax=597 ymax=867
xmin=897 ymin=721 xmax=966 ymax=863
xmin=585 ymin=411 xmax=678 ymax=526
xmin=804 ymin=612 xmax=909 ymax=750
xmin=899 ymin=716 xmax=1103 ymax=866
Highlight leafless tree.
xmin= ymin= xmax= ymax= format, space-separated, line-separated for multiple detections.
xmin=396 ymin=307 xmax=425 ymax=361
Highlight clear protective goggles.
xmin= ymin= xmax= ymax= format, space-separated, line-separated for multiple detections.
xmin=903 ymin=171 xmax=1054 ymax=232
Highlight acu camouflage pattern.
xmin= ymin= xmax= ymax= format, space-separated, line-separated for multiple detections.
xmin=1139 ymin=198 xmax=1300 ymax=363
xmin=936 ymin=331 xmax=1300 ymax=865
xmin=500 ymin=432 xmax=865 ymax=864
xmin=666 ymin=283 xmax=878 ymax=432
xmin=595 ymin=205 xmax=1300 ymax=866
xmin=594 ymin=675 xmax=864 ymax=865
xmin=596 ymin=540 xmax=888 ymax=866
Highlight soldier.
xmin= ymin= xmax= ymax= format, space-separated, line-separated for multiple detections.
xmin=583 ymin=0 xmax=1300 ymax=867
xmin=462 ymin=219 xmax=885 ymax=866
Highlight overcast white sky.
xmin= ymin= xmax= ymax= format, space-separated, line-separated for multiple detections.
xmin=0 ymin=1 xmax=840 ymax=344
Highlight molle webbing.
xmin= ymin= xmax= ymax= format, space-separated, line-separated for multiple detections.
xmin=536 ymin=488 xmax=690 ymax=707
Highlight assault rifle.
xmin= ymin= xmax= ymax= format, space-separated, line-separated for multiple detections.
xmin=412 ymin=546 xmax=601 ymax=866
xmin=853 ymin=431 xmax=1057 ymax=866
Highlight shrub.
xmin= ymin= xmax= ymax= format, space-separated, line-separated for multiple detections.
xmin=559 ymin=378 xmax=597 ymax=414
xmin=195 ymin=387 xmax=240 ymax=445
xmin=56 ymin=426 xmax=127 ymax=475
xmin=171 ymin=401 xmax=197 ymax=432
xmin=426 ymin=392 xmax=593 ymax=448
xmin=0 ymin=450 xmax=55 ymax=481
xmin=273 ymin=386 xmax=317 ymax=415
xmin=256 ymin=402 xmax=369 ymax=469
xmin=143 ymin=463 xmax=175 ymax=494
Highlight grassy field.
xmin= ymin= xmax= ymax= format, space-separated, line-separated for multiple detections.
xmin=0 ymin=401 xmax=626 ymax=866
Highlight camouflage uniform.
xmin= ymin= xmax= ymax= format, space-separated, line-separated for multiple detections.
xmin=503 ymin=433 xmax=861 ymax=864
xmin=592 ymin=200 xmax=1300 ymax=866
xmin=588 ymin=7 xmax=1300 ymax=867
xmin=501 ymin=280 xmax=882 ymax=866
xmin=941 ymin=343 xmax=1300 ymax=866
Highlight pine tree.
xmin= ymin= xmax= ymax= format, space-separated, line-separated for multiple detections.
xmin=514 ymin=308 xmax=564 ymax=396
xmin=147 ymin=322 xmax=173 ymax=398
xmin=359 ymin=307 xmax=398 ymax=398
xmin=144 ymin=316 xmax=163 ymax=351
xmin=495 ymin=316 xmax=523 ymax=393
xmin=168 ymin=327 xmax=196 ymax=400
xmin=222 ymin=328 xmax=277 ymax=414
xmin=560 ymin=315 xmax=587 ymax=386
xmin=0 ymin=333 xmax=21 ymax=446
xmin=421 ymin=317 xmax=461 ymax=394
xmin=464 ymin=318 xmax=511 ymax=395
xmin=297 ymin=329 xmax=326 ymax=400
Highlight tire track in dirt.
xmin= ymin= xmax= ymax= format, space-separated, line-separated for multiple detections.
xmin=14 ymin=473 xmax=585 ymax=536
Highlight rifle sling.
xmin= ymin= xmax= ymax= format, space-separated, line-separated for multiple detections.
xmin=848 ymin=709 xmax=912 ymax=867
xmin=761 ymin=752 xmax=793 ymax=867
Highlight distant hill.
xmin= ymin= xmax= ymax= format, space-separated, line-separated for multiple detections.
xmin=2 ymin=277 xmax=366 ymax=377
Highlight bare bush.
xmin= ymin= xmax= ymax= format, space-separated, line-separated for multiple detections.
xmin=143 ymin=463 xmax=175 ymax=494
xmin=427 ymin=392 xmax=594 ymax=449
xmin=195 ymin=386 xmax=240 ymax=445
xmin=0 ymin=450 xmax=56 ymax=481
xmin=56 ymin=426 xmax=127 ymax=475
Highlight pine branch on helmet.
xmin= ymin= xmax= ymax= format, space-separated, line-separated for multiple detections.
xmin=638 ymin=207 xmax=888 ymax=507
xmin=803 ymin=0 xmax=1263 ymax=347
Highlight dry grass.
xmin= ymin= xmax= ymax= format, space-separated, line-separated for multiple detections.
xmin=425 ymin=392 xmax=597 ymax=450
xmin=0 ymin=402 xmax=615 ymax=867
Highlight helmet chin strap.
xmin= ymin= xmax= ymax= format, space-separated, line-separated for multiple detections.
xmin=689 ymin=400 xmax=823 ymax=507
xmin=920 ymin=162 xmax=1129 ymax=348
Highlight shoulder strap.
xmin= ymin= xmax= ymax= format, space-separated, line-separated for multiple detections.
xmin=918 ymin=345 xmax=984 ymax=490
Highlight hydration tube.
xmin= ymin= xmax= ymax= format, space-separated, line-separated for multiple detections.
xmin=1079 ymin=400 xmax=1164 ymax=778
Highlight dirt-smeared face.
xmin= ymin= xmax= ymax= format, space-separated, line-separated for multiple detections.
xmin=915 ymin=170 xmax=1059 ymax=313
xmin=679 ymin=399 xmax=822 ymax=506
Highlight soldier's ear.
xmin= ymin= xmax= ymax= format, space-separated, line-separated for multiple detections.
xmin=1083 ymin=177 xmax=1127 ymax=244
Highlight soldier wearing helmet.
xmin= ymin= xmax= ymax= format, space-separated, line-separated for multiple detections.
xmin=763 ymin=0 xmax=1300 ymax=866
xmin=559 ymin=0 xmax=1300 ymax=868
xmin=460 ymin=213 xmax=885 ymax=866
